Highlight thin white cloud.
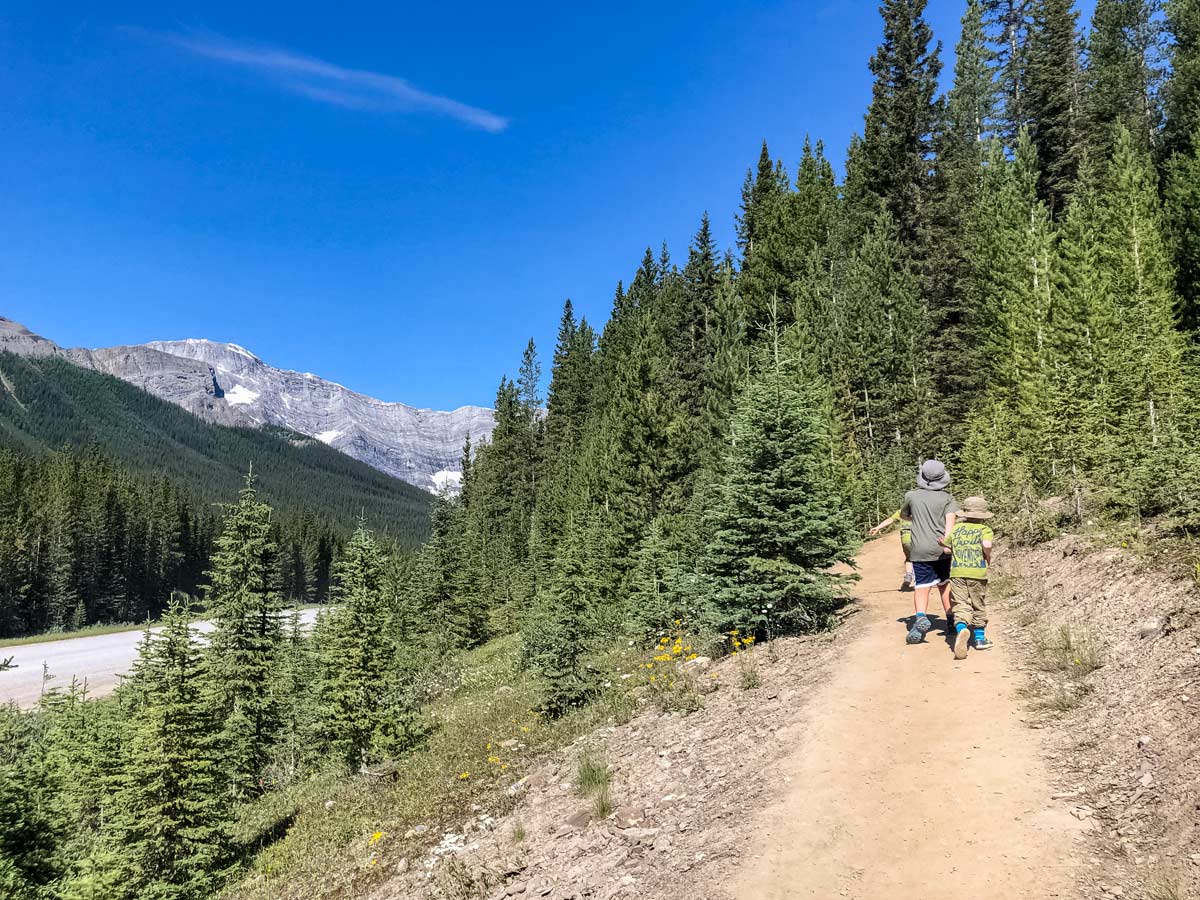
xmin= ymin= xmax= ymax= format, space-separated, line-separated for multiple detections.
xmin=135 ymin=28 xmax=509 ymax=132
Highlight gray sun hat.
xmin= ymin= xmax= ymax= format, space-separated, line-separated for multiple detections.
xmin=959 ymin=496 xmax=994 ymax=520
xmin=916 ymin=459 xmax=951 ymax=490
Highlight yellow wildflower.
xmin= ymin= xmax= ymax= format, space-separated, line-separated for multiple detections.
xmin=368 ymin=831 xmax=385 ymax=846
xmin=459 ymin=772 xmax=471 ymax=780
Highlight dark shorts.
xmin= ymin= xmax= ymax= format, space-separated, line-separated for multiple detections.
xmin=912 ymin=557 xmax=951 ymax=589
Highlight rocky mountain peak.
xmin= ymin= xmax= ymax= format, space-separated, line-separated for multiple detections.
xmin=0 ymin=317 xmax=494 ymax=492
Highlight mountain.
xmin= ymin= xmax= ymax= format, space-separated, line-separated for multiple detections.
xmin=0 ymin=318 xmax=494 ymax=491
xmin=0 ymin=347 xmax=432 ymax=545
xmin=143 ymin=339 xmax=493 ymax=492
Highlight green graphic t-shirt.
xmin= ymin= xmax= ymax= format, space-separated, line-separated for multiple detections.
xmin=891 ymin=510 xmax=913 ymax=546
xmin=948 ymin=522 xmax=994 ymax=580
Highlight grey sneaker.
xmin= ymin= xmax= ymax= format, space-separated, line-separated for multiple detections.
xmin=953 ymin=626 xmax=970 ymax=660
xmin=906 ymin=615 xmax=931 ymax=644
xmin=974 ymin=634 xmax=994 ymax=650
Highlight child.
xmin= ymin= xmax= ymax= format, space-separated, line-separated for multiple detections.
xmin=946 ymin=496 xmax=995 ymax=659
xmin=868 ymin=509 xmax=916 ymax=590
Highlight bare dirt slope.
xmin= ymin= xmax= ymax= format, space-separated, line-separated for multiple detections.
xmin=736 ymin=535 xmax=1083 ymax=900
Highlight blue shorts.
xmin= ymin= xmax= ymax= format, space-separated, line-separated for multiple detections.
xmin=912 ymin=557 xmax=951 ymax=589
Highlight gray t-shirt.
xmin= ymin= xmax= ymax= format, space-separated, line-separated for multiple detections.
xmin=902 ymin=488 xmax=960 ymax=562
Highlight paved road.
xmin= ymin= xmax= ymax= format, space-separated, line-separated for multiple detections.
xmin=0 ymin=608 xmax=324 ymax=709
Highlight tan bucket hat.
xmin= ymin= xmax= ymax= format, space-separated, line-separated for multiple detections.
xmin=959 ymin=496 xmax=994 ymax=520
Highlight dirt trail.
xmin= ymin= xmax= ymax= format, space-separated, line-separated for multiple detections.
xmin=736 ymin=535 xmax=1083 ymax=900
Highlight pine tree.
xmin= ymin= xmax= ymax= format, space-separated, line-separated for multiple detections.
xmin=1163 ymin=0 xmax=1200 ymax=156
xmin=850 ymin=0 xmax=943 ymax=249
xmin=1088 ymin=128 xmax=1192 ymax=512
xmin=984 ymin=0 xmax=1034 ymax=143
xmin=1163 ymin=0 xmax=1200 ymax=328
xmin=1025 ymin=0 xmax=1084 ymax=214
xmin=703 ymin=334 xmax=856 ymax=633
xmin=101 ymin=601 xmax=230 ymax=899
xmin=1084 ymin=0 xmax=1164 ymax=156
xmin=316 ymin=522 xmax=413 ymax=770
xmin=927 ymin=0 xmax=996 ymax=444
xmin=202 ymin=471 xmax=283 ymax=798
xmin=528 ymin=511 xmax=604 ymax=716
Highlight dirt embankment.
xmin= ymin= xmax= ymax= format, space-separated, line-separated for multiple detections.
xmin=999 ymin=535 xmax=1200 ymax=899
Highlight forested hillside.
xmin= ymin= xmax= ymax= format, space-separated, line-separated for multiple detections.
xmin=0 ymin=353 xmax=431 ymax=636
xmin=3 ymin=1 xmax=1200 ymax=898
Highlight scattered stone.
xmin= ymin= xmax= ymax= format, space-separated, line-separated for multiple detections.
xmin=1137 ymin=619 xmax=1161 ymax=639
xmin=563 ymin=809 xmax=592 ymax=830
xmin=612 ymin=805 xmax=645 ymax=829
xmin=1137 ymin=735 xmax=1151 ymax=750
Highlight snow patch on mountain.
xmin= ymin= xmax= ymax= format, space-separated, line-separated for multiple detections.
xmin=140 ymin=339 xmax=493 ymax=493
xmin=224 ymin=384 xmax=260 ymax=405
xmin=430 ymin=469 xmax=463 ymax=493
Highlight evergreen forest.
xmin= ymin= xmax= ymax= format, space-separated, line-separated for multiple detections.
xmin=0 ymin=353 xmax=432 ymax=636
xmin=5 ymin=1 xmax=1200 ymax=897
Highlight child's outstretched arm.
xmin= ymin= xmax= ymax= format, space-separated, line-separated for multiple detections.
xmin=868 ymin=511 xmax=900 ymax=536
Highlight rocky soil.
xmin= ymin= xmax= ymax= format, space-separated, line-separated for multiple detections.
xmin=368 ymin=633 xmax=842 ymax=900
xmin=1000 ymin=535 xmax=1200 ymax=900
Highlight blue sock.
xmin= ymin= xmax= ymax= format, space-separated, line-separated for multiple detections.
xmin=956 ymin=622 xmax=969 ymax=633
xmin=916 ymin=611 xmax=929 ymax=619
xmin=974 ymin=629 xmax=985 ymax=640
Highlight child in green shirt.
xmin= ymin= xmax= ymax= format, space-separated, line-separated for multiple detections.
xmin=869 ymin=509 xmax=915 ymax=590
xmin=946 ymin=496 xmax=995 ymax=660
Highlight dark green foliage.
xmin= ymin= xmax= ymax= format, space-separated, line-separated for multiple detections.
xmin=703 ymin=338 xmax=856 ymax=633
xmin=927 ymin=0 xmax=995 ymax=443
xmin=202 ymin=473 xmax=283 ymax=797
xmin=1025 ymin=0 xmax=1084 ymax=214
xmin=0 ymin=353 xmax=430 ymax=545
xmin=850 ymin=0 xmax=943 ymax=248
xmin=1163 ymin=0 xmax=1200 ymax=156
xmin=100 ymin=601 xmax=231 ymax=899
xmin=1163 ymin=0 xmax=1200 ymax=327
xmin=983 ymin=0 xmax=1034 ymax=142
xmin=1083 ymin=0 xmax=1164 ymax=156
xmin=316 ymin=522 xmax=420 ymax=770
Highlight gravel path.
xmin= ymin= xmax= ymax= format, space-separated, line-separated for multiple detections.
xmin=735 ymin=535 xmax=1084 ymax=899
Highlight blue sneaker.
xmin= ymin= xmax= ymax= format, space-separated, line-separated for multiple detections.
xmin=974 ymin=630 xmax=993 ymax=650
xmin=906 ymin=614 xmax=931 ymax=644
xmin=953 ymin=623 xmax=971 ymax=660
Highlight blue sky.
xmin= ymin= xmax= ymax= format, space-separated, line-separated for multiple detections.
xmin=0 ymin=1 xmax=1094 ymax=409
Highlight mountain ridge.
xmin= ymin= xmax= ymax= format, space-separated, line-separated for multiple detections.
xmin=0 ymin=317 xmax=494 ymax=491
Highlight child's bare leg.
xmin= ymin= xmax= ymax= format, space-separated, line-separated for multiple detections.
xmin=913 ymin=585 xmax=930 ymax=616
xmin=937 ymin=581 xmax=953 ymax=615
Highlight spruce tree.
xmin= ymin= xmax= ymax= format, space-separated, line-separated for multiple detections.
xmin=1083 ymin=0 xmax=1164 ymax=156
xmin=1088 ymin=128 xmax=1191 ymax=512
xmin=317 ymin=522 xmax=414 ymax=770
xmin=202 ymin=471 xmax=283 ymax=798
xmin=703 ymin=334 xmax=856 ymax=633
xmin=851 ymin=0 xmax=943 ymax=249
xmin=984 ymin=0 xmax=1034 ymax=142
xmin=1163 ymin=0 xmax=1200 ymax=328
xmin=101 ymin=601 xmax=230 ymax=899
xmin=1025 ymin=0 xmax=1084 ymax=214
xmin=1163 ymin=0 xmax=1200 ymax=156
xmin=928 ymin=0 xmax=996 ymax=444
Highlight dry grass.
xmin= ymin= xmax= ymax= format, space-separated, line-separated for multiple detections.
xmin=222 ymin=633 xmax=646 ymax=900
xmin=1032 ymin=622 xmax=1104 ymax=678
